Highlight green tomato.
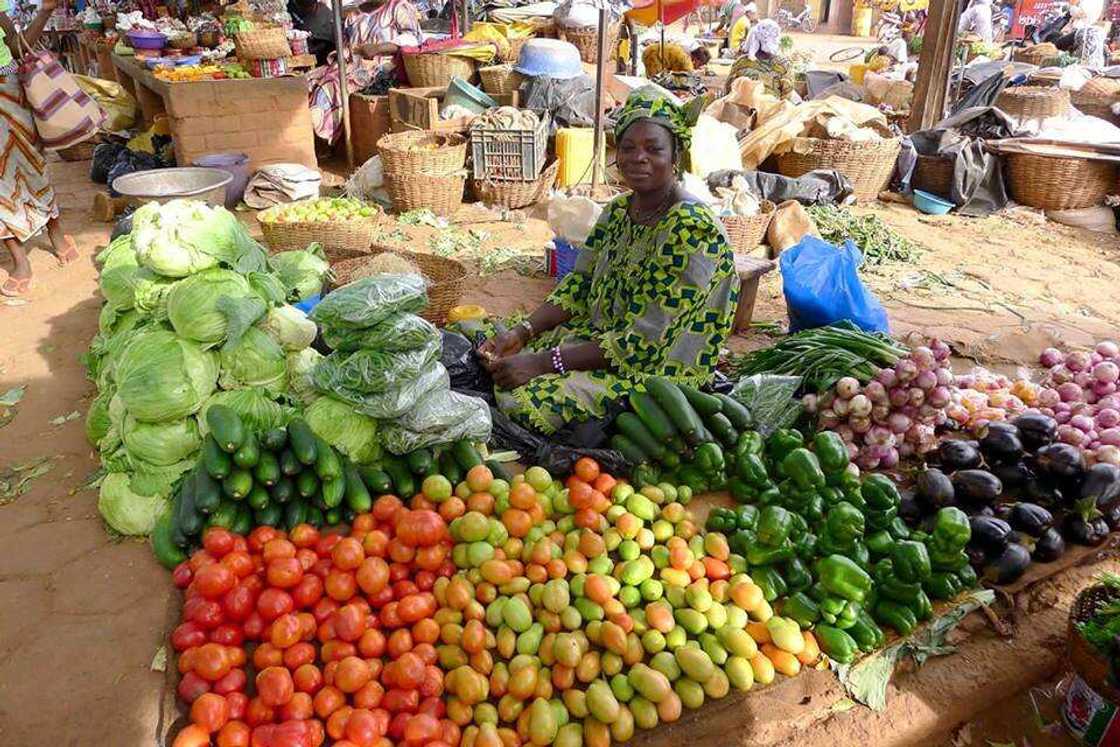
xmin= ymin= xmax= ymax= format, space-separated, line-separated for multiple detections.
xmin=525 ymin=466 xmax=553 ymax=492
xmin=422 ymin=475 xmax=452 ymax=502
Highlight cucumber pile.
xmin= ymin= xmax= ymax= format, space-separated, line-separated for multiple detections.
xmin=609 ymin=377 xmax=753 ymax=492
xmin=151 ymin=403 xmax=494 ymax=568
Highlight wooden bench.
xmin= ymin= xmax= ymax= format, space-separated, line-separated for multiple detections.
xmin=733 ymin=254 xmax=776 ymax=333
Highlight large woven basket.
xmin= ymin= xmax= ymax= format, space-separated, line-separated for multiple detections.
xmin=996 ymin=85 xmax=1070 ymax=119
xmin=57 ymin=138 xmax=99 ymax=162
xmin=1013 ymin=43 xmax=1059 ymax=66
xmin=1068 ymin=584 xmax=1120 ymax=703
xmin=386 ymin=168 xmax=466 ymax=216
xmin=1071 ymin=78 xmax=1120 ymax=125
xmin=260 ymin=212 xmax=380 ymax=259
xmin=168 ymin=31 xmax=198 ymax=50
xmin=777 ymin=137 xmax=901 ymax=201
xmin=479 ymin=64 xmax=523 ymax=96
xmin=234 ymin=27 xmax=290 ymax=60
xmin=913 ymin=153 xmax=955 ymax=198
xmin=721 ymin=201 xmax=775 ymax=252
xmin=1005 ymin=151 xmax=1118 ymax=210
xmin=402 ymin=51 xmax=477 ymax=88
xmin=472 ymin=160 xmax=559 ymax=209
xmin=331 ymin=247 xmax=468 ymax=324
xmin=378 ymin=131 xmax=467 ymax=177
xmin=558 ymin=22 xmax=619 ymax=64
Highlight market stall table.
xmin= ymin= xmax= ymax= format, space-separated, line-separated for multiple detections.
xmin=111 ymin=53 xmax=316 ymax=171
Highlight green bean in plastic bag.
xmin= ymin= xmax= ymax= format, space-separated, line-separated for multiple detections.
xmin=319 ymin=361 xmax=450 ymax=419
xmin=309 ymin=273 xmax=427 ymax=331
xmin=311 ymin=337 xmax=441 ymax=395
xmin=729 ymin=374 xmax=804 ymax=436
xmin=322 ymin=312 xmax=439 ymax=353
xmin=380 ymin=390 xmax=492 ymax=455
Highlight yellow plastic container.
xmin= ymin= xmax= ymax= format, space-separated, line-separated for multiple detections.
xmin=851 ymin=6 xmax=873 ymax=37
xmin=555 ymin=128 xmax=605 ymax=187
xmin=849 ymin=62 xmax=868 ymax=84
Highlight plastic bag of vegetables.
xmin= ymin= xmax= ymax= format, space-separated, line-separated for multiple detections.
xmin=381 ymin=398 xmax=491 ymax=454
xmin=325 ymin=361 xmax=449 ymax=419
xmin=268 ymin=242 xmax=331 ymax=301
xmin=287 ymin=348 xmax=324 ymax=406
xmin=322 ymin=312 xmax=438 ymax=353
xmin=394 ymin=388 xmax=491 ymax=435
xmin=166 ymin=268 xmax=268 ymax=347
xmin=304 ymin=394 xmax=382 ymax=463
xmin=98 ymin=472 xmax=170 ymax=535
xmin=113 ymin=329 xmax=219 ymax=422
xmin=130 ymin=199 xmax=268 ymax=277
xmin=311 ymin=337 xmax=441 ymax=395
xmin=309 ymin=273 xmax=427 ymax=331
xmin=218 ymin=326 xmax=288 ymax=395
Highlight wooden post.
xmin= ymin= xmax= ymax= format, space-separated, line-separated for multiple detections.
xmin=332 ymin=0 xmax=354 ymax=168
xmin=908 ymin=0 xmax=963 ymax=131
xmin=591 ymin=7 xmax=608 ymax=190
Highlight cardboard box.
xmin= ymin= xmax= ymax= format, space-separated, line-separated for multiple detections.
xmin=388 ymin=86 xmax=519 ymax=134
xmin=350 ymin=92 xmax=392 ymax=165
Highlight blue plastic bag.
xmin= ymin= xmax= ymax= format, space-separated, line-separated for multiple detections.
xmin=779 ymin=235 xmax=889 ymax=334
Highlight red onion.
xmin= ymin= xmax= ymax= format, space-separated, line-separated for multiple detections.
xmin=908 ymin=388 xmax=926 ymax=407
xmin=1097 ymin=341 xmax=1120 ymax=359
xmin=833 ymin=397 xmax=851 ymax=417
xmin=849 ymin=394 xmax=872 ymax=418
xmin=888 ymin=412 xmax=911 ymax=434
xmin=1094 ymin=362 xmax=1120 ymax=384
xmin=1040 ymin=407 xmax=1055 ymax=418
xmin=1038 ymin=388 xmax=1061 ymax=408
xmin=849 ymin=415 xmax=871 ymax=434
xmin=1067 ymin=351 xmax=1093 ymax=372
xmin=864 ymin=380 xmax=888 ymax=403
xmin=928 ymin=386 xmax=951 ymax=408
xmin=1074 ymin=371 xmax=1094 ymax=389
xmin=855 ymin=448 xmax=881 ymax=470
xmin=1059 ymin=425 xmax=1088 ymax=446
xmin=871 ymin=403 xmax=891 ymax=424
xmin=1095 ymin=445 xmax=1120 ymax=465
xmin=888 ymin=387 xmax=909 ymax=408
xmin=1071 ymin=414 xmax=1095 ymax=432
xmin=1039 ymin=347 xmax=1064 ymax=367
xmin=836 ymin=376 xmax=861 ymax=400
xmin=878 ymin=448 xmax=900 ymax=469
xmin=956 ymin=374 xmax=976 ymax=388
xmin=918 ymin=404 xmax=940 ymax=421
xmin=1100 ymin=427 xmax=1120 ymax=446
xmin=898 ymin=442 xmax=915 ymax=458
xmin=802 ymin=393 xmax=819 ymax=415
xmin=1091 ymin=352 xmax=1105 ymax=366
xmin=1055 ymin=410 xmax=1072 ymax=425
xmin=931 ymin=339 xmax=951 ymax=361
xmin=875 ymin=368 xmax=898 ymax=388
xmin=901 ymin=404 xmax=919 ymax=419
xmin=911 ymin=346 xmax=935 ymax=369
xmin=935 ymin=368 xmax=954 ymax=388
xmin=846 ymin=442 xmax=860 ymax=460
xmin=1087 ymin=391 xmax=1100 ymax=405
xmin=836 ymin=424 xmax=855 ymax=443
xmin=1050 ymin=366 xmax=1073 ymax=385
xmin=895 ymin=359 xmax=919 ymax=383
xmin=905 ymin=424 xmax=923 ymax=444
xmin=819 ymin=391 xmax=835 ymax=410
xmin=819 ymin=409 xmax=840 ymax=429
xmin=1100 ymin=395 xmax=1120 ymax=411
xmin=1097 ymin=409 xmax=1120 ymax=429
xmin=867 ymin=425 xmax=896 ymax=447
xmin=1058 ymin=382 xmax=1084 ymax=403
xmin=1086 ymin=430 xmax=1099 ymax=443
xmin=1094 ymin=381 xmax=1117 ymax=398
xmin=915 ymin=370 xmax=937 ymax=391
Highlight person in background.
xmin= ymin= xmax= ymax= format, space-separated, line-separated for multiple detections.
xmin=957 ymin=0 xmax=995 ymax=44
xmin=641 ymin=39 xmax=711 ymax=76
xmin=479 ymin=92 xmax=738 ymax=435
xmin=288 ymin=0 xmax=336 ymax=64
xmin=726 ymin=17 xmax=797 ymax=98
xmin=0 ymin=0 xmax=78 ymax=297
xmin=727 ymin=1 xmax=758 ymax=54
xmin=347 ymin=0 xmax=422 ymax=58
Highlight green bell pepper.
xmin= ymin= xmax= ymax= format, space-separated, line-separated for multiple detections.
xmin=812 ymin=431 xmax=850 ymax=476
xmin=746 ymin=542 xmax=794 ymax=566
xmin=819 ymin=593 xmax=847 ymax=617
xmin=930 ymin=506 xmax=971 ymax=549
xmin=736 ymin=452 xmax=771 ymax=488
xmin=862 ymin=473 xmax=902 ymax=511
xmin=824 ymin=501 xmax=866 ymax=546
xmin=781 ymin=592 xmax=820 ymax=628
xmin=632 ymin=464 xmax=661 ymax=488
xmin=817 ymin=555 xmax=873 ymax=603
xmin=865 ymin=529 xmax=894 ymax=558
xmin=913 ymin=589 xmax=933 ymax=621
xmin=757 ymin=485 xmax=782 ymax=506
xmin=766 ymin=428 xmax=805 ymax=465
xmin=929 ymin=546 xmax=970 ymax=572
xmin=756 ymin=505 xmax=794 ymax=547
xmin=729 ymin=529 xmax=756 ymax=558
xmin=847 ymin=610 xmax=886 ymax=652
xmin=923 ymin=571 xmax=963 ymax=601
xmin=865 ymin=505 xmax=898 ymax=531
xmin=814 ymin=625 xmax=858 ymax=664
xmin=955 ymin=563 xmax=979 ymax=589
xmin=677 ymin=465 xmax=708 ymax=493
xmin=793 ymin=531 xmax=818 ymax=561
xmin=838 ymin=470 xmax=866 ymax=506
xmin=849 ymin=542 xmax=871 ymax=571
xmin=783 ymin=557 xmax=813 ymax=591
xmin=819 ymin=485 xmax=843 ymax=506
xmin=727 ymin=476 xmax=757 ymax=505
xmin=735 ymin=504 xmax=760 ymax=530
xmin=735 ymin=430 xmax=764 ymax=460
xmin=751 ymin=565 xmax=788 ymax=602
xmin=705 ymin=508 xmax=734 ymax=533
xmin=878 ymin=574 xmax=925 ymax=609
xmin=874 ymin=599 xmax=918 ymax=636
xmin=891 ymin=540 xmax=932 ymax=583
xmin=782 ymin=448 xmax=826 ymax=491
xmin=835 ymin=600 xmax=861 ymax=629
xmin=695 ymin=442 xmax=726 ymax=476
xmin=888 ymin=516 xmax=911 ymax=540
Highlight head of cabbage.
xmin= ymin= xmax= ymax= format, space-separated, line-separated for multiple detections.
xmin=259 ymin=305 xmax=317 ymax=352
xmin=122 ymin=413 xmax=202 ymax=467
xmin=98 ymin=234 xmax=139 ymax=310
xmin=98 ymin=472 xmax=170 ymax=536
xmin=287 ymin=347 xmax=323 ymax=406
xmin=218 ymin=326 xmax=288 ymax=395
xmin=166 ymin=268 xmax=266 ymax=347
xmin=269 ymin=244 xmax=330 ymax=301
xmin=130 ymin=199 xmax=269 ymax=278
xmin=85 ymin=389 xmax=113 ymax=448
xmin=114 ymin=328 xmax=218 ymax=422
xmin=305 ymin=394 xmax=381 ymax=464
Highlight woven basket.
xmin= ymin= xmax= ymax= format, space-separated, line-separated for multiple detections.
xmin=378 ymin=131 xmax=467 ymax=177
xmin=1068 ymin=584 xmax=1120 ymax=703
xmin=558 ymin=22 xmax=619 ymax=64
xmin=721 ymin=201 xmax=775 ymax=252
xmin=168 ymin=31 xmax=198 ymax=49
xmin=507 ymin=36 xmax=533 ymax=62
xmin=996 ymin=85 xmax=1070 ymax=119
xmin=1013 ymin=44 xmax=1059 ymax=66
xmin=479 ymin=64 xmax=523 ymax=96
xmin=913 ymin=153 xmax=955 ymax=198
xmin=1072 ymin=78 xmax=1120 ymax=125
xmin=472 ymin=160 xmax=559 ymax=209
xmin=199 ymin=29 xmax=222 ymax=48
xmin=57 ymin=138 xmax=99 ymax=162
xmin=1005 ymin=151 xmax=1118 ymax=210
xmin=402 ymin=51 xmax=477 ymax=88
xmin=331 ymin=246 xmax=468 ymax=324
xmin=777 ymin=137 xmax=901 ymax=201
xmin=234 ymin=27 xmax=290 ymax=60
xmin=386 ymin=169 xmax=466 ymax=216
xmin=260 ymin=214 xmax=380 ymax=257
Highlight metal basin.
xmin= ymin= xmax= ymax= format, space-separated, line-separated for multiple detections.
xmin=112 ymin=167 xmax=234 ymax=206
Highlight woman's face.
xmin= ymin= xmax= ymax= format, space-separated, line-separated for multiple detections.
xmin=617 ymin=120 xmax=677 ymax=195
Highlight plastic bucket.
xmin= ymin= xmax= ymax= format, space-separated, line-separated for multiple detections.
xmin=443 ymin=76 xmax=496 ymax=116
xmin=849 ymin=62 xmax=868 ymax=84
xmin=192 ymin=152 xmax=250 ymax=209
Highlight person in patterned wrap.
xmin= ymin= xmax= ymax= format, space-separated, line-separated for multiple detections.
xmin=478 ymin=91 xmax=739 ymax=435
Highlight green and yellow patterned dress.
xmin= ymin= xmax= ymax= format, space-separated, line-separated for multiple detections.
xmin=497 ymin=195 xmax=739 ymax=434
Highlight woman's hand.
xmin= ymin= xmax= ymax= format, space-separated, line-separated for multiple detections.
xmin=478 ymin=327 xmax=527 ymax=364
xmin=491 ymin=352 xmax=552 ymax=390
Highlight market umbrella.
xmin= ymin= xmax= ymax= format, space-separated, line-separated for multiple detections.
xmin=624 ymin=0 xmax=702 ymax=28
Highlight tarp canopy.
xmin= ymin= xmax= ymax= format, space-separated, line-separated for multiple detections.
xmin=625 ymin=0 xmax=701 ymax=27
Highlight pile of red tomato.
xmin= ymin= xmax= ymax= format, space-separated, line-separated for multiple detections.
xmin=169 ymin=495 xmax=457 ymax=747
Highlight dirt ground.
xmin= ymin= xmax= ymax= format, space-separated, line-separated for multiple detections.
xmin=4 ymin=65 xmax=1120 ymax=746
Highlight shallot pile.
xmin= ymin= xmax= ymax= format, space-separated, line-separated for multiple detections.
xmin=1033 ymin=341 xmax=1120 ymax=466
xmin=805 ymin=340 xmax=954 ymax=469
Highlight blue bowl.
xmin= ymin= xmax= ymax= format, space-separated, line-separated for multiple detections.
xmin=912 ymin=189 xmax=954 ymax=215
xmin=514 ymin=39 xmax=584 ymax=79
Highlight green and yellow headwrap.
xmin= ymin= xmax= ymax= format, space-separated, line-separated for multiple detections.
xmin=613 ymin=91 xmax=692 ymax=152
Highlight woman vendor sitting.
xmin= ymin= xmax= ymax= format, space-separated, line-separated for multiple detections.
xmin=726 ymin=17 xmax=797 ymax=99
xmin=478 ymin=92 xmax=739 ymax=435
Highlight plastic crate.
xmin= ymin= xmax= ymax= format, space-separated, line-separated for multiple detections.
xmin=547 ymin=239 xmax=579 ymax=279
xmin=470 ymin=110 xmax=550 ymax=181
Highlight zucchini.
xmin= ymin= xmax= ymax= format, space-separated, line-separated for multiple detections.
xmin=668 ymin=435 xmax=687 ymax=454
xmin=679 ymin=384 xmax=723 ymax=418
xmin=615 ymin=412 xmax=667 ymax=461
xmin=233 ymin=432 xmax=260 ymax=470
xmin=439 ymin=452 xmax=463 ymax=486
xmin=358 ymin=465 xmax=393 ymax=495
xmin=314 ymin=437 xmax=343 ymax=481
xmin=284 ymin=500 xmax=308 ymax=531
xmin=406 ymin=449 xmax=435 ymax=476
xmin=247 ymin=484 xmax=271 ymax=511
xmin=452 ymin=441 xmax=484 ymax=472
xmin=287 ymin=418 xmax=318 ymax=465
xmin=254 ymin=502 xmax=283 ymax=527
xmin=344 ymin=464 xmax=372 ymax=513
xmin=208 ymin=499 xmax=239 ymax=529
xmin=222 ymin=469 xmax=254 ymax=501
xmin=176 ymin=470 xmax=203 ymax=538
xmin=304 ymin=505 xmax=324 ymax=528
xmin=296 ymin=470 xmax=320 ymax=499
xmin=279 ymin=449 xmax=302 ymax=477
xmin=201 ymin=437 xmax=232 ymax=480
xmin=151 ymin=509 xmax=187 ymax=569
xmin=193 ymin=467 xmax=222 ymax=515
xmin=206 ymin=405 xmax=245 ymax=453
xmin=646 ymin=377 xmax=703 ymax=446
xmin=231 ymin=503 xmax=253 ymax=535
xmin=705 ymin=412 xmax=738 ymax=448
xmin=384 ymin=457 xmax=416 ymax=498
xmin=313 ymin=491 xmax=328 ymax=510
xmin=485 ymin=459 xmax=513 ymax=483
xmin=610 ymin=434 xmax=649 ymax=466
xmin=254 ymin=451 xmax=281 ymax=487
xmin=169 ymin=488 xmax=189 ymax=549
xmin=262 ymin=427 xmax=288 ymax=452
xmin=716 ymin=394 xmax=753 ymax=431
xmin=321 ymin=476 xmax=346 ymax=509
xmin=629 ymin=392 xmax=678 ymax=443
xmin=324 ymin=507 xmax=343 ymax=526
xmin=270 ymin=476 xmax=295 ymax=504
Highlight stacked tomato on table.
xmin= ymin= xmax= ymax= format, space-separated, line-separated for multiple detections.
xmin=169 ymin=494 xmax=457 ymax=747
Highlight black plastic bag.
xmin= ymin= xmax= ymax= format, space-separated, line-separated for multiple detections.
xmin=110 ymin=209 xmax=134 ymax=241
xmin=441 ymin=330 xmax=494 ymax=400
xmin=488 ymin=406 xmax=629 ymax=477
xmin=90 ymin=142 xmax=126 ymax=184
xmin=107 ymin=151 xmax=163 ymax=196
